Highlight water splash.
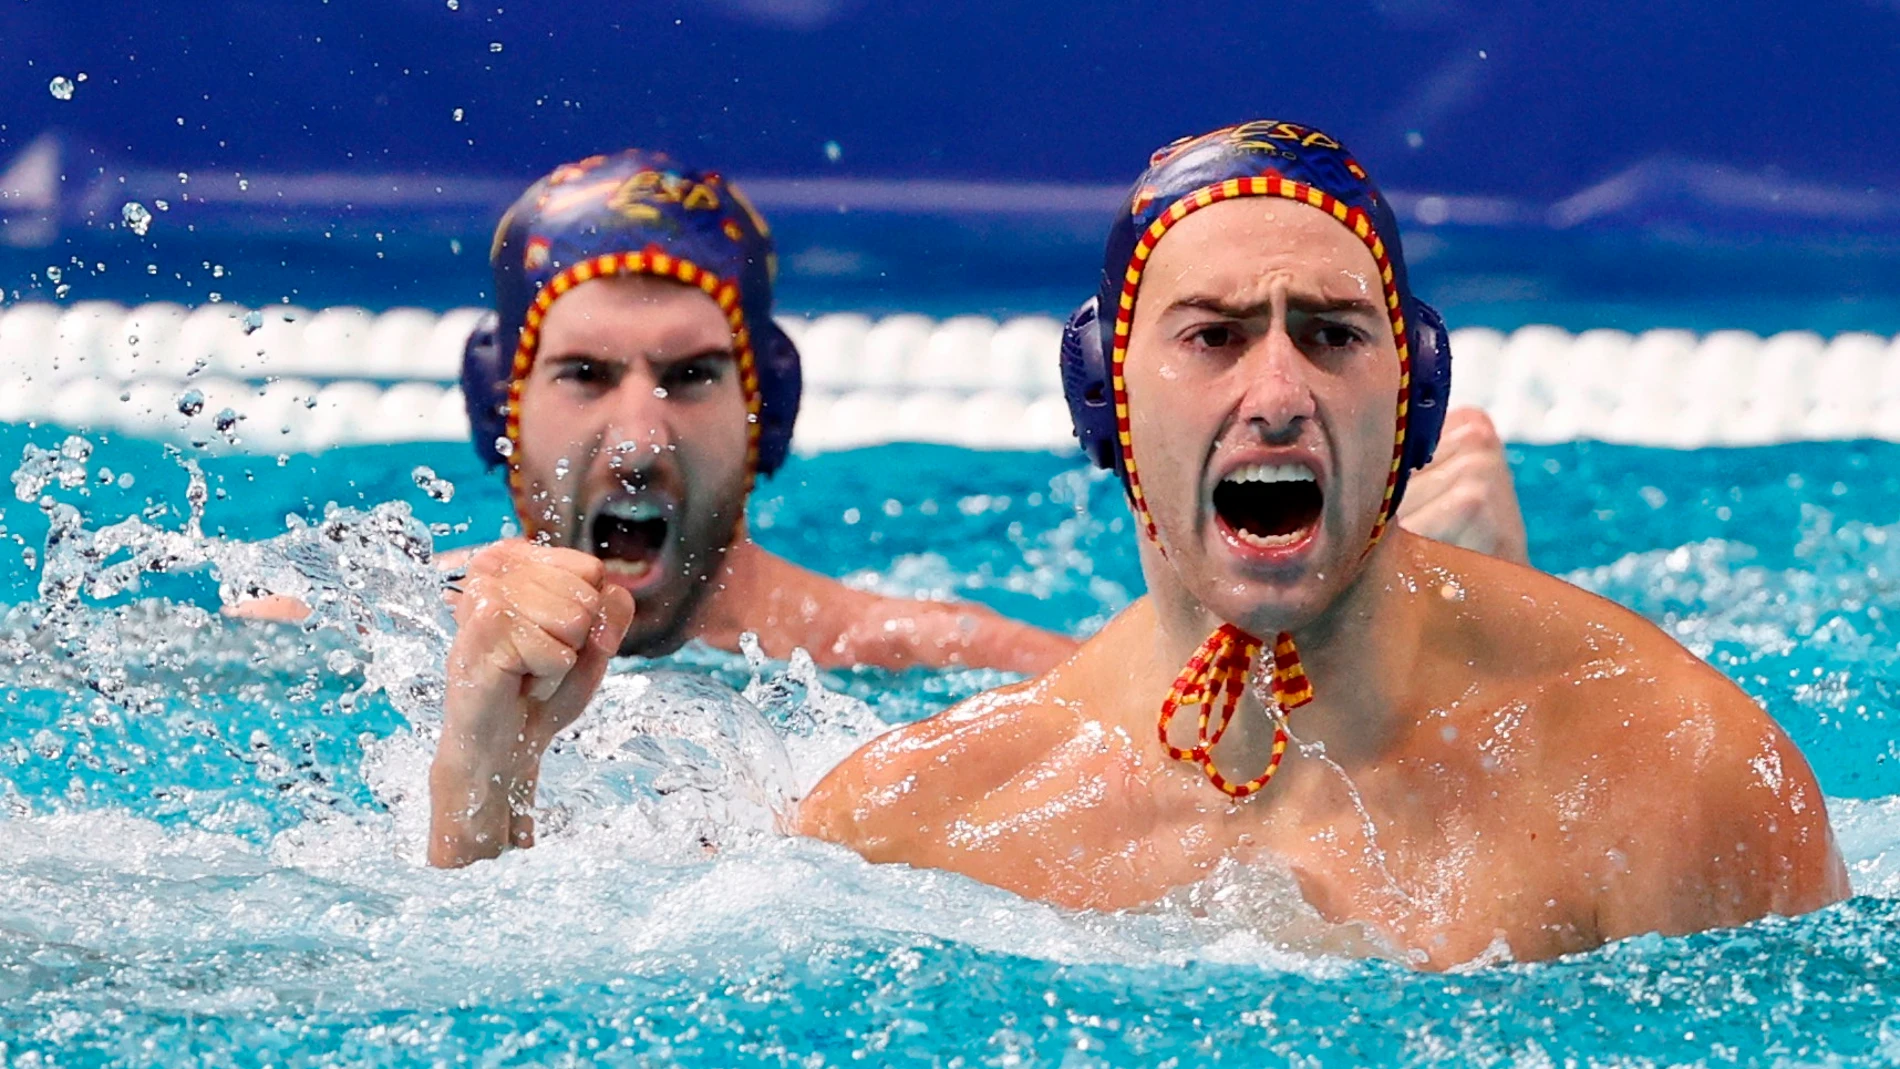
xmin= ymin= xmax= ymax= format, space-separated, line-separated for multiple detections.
xmin=410 ymin=465 xmax=454 ymax=503
xmin=121 ymin=202 xmax=153 ymax=237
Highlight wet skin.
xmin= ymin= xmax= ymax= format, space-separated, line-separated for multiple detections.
xmin=795 ymin=199 xmax=1848 ymax=967
xmin=506 ymin=273 xmax=1076 ymax=674
xmin=429 ymin=276 xmax=1074 ymax=867
xmin=423 ymin=206 xmax=1622 ymax=958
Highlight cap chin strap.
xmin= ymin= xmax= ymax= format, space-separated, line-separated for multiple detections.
xmin=1157 ymin=625 xmax=1312 ymax=798
xmin=1113 ymin=178 xmax=1412 ymax=800
xmin=502 ymin=249 xmax=762 ymax=540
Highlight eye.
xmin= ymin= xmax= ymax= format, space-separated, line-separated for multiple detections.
xmin=552 ymin=359 xmax=614 ymax=386
xmin=1186 ymin=324 xmax=1238 ymax=350
xmin=1308 ymin=322 xmax=1365 ymax=350
xmin=661 ymin=357 xmax=727 ymax=392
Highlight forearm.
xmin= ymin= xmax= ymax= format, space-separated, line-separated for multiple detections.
xmin=975 ymin=620 xmax=1080 ymax=675
xmin=427 ymin=737 xmax=536 ymax=868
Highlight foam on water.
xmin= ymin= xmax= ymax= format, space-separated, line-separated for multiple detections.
xmin=6 ymin=432 xmax=1900 ymax=1065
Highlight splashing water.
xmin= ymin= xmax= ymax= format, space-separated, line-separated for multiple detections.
xmin=4 ymin=435 xmax=1900 ymax=1064
xmin=409 ymin=465 xmax=454 ymax=503
xmin=121 ymin=202 xmax=154 ymax=237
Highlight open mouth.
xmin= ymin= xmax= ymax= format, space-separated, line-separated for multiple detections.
xmin=1213 ymin=463 xmax=1323 ymax=549
xmin=588 ymin=496 xmax=673 ymax=581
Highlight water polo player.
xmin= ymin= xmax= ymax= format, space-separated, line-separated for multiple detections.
xmin=791 ymin=122 xmax=1847 ymax=965
xmin=455 ymin=149 xmax=1077 ymax=673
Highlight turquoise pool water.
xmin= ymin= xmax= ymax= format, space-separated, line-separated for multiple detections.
xmin=4 ymin=425 xmax=1900 ymax=1066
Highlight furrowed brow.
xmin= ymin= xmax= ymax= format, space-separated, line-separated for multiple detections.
xmin=1163 ymin=294 xmax=1273 ymax=319
xmin=1286 ymin=293 xmax=1384 ymax=318
xmin=1162 ymin=292 xmax=1382 ymax=320
xmin=648 ymin=345 xmax=736 ymax=367
xmin=540 ymin=350 xmax=626 ymax=367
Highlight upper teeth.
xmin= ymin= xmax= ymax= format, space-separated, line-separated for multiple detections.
xmin=599 ymin=498 xmax=664 ymax=522
xmin=1224 ymin=463 xmax=1314 ymax=485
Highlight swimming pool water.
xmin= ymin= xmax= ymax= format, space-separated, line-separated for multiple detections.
xmin=5 ymin=425 xmax=1900 ymax=1066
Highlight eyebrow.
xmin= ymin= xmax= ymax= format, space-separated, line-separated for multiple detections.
xmin=1163 ymin=293 xmax=1385 ymax=319
xmin=538 ymin=345 xmax=736 ymax=368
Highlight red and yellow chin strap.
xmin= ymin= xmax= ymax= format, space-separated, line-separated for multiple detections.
xmin=1111 ymin=176 xmax=1413 ymax=800
xmin=502 ymin=248 xmax=764 ymax=540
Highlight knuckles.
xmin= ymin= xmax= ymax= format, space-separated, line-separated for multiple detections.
xmin=1440 ymin=407 xmax=1505 ymax=454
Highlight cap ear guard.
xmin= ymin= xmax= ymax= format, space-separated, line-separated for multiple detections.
xmin=753 ymin=319 xmax=802 ymax=476
xmin=461 ymin=310 xmax=510 ymax=469
xmin=1059 ymin=296 xmax=1126 ymax=480
xmin=1393 ymin=298 xmax=1454 ymax=508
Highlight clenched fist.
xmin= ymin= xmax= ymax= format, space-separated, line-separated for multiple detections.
xmin=1395 ymin=408 xmax=1530 ymax=566
xmin=428 ymin=540 xmax=634 ymax=868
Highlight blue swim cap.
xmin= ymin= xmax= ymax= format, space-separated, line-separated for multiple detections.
xmin=1059 ymin=120 xmax=1451 ymax=545
xmin=468 ymin=150 xmax=801 ymax=506
xmin=1058 ymin=121 xmax=1456 ymax=802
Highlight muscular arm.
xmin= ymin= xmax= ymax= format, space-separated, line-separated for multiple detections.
xmin=428 ymin=542 xmax=633 ymax=868
xmin=1594 ymin=677 xmax=1848 ymax=941
xmin=831 ymin=597 xmax=1079 ymax=675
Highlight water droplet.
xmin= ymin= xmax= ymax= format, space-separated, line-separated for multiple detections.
xmin=494 ymin=436 xmax=514 ymax=458
xmin=53 ymin=284 xmax=70 ymax=299
xmin=410 ymin=465 xmax=455 ymax=503
xmin=176 ymin=389 xmax=205 ymax=417
xmin=451 ymin=107 xmax=465 ymax=122
xmin=214 ymin=408 xmax=242 ymax=440
xmin=48 ymin=76 xmax=75 ymax=101
xmin=489 ymin=41 xmax=503 ymax=52
xmin=45 ymin=266 xmax=62 ymax=284
xmin=122 ymin=202 xmax=153 ymax=236
xmin=240 ymin=310 xmax=264 ymax=335
xmin=154 ymin=199 xmax=170 ymax=211
xmin=552 ymin=457 xmax=571 ymax=479
xmin=823 ymin=140 xmax=842 ymax=162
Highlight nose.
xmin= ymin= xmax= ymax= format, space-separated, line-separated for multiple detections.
xmin=602 ymin=367 xmax=677 ymax=476
xmin=1233 ymin=327 xmax=1316 ymax=444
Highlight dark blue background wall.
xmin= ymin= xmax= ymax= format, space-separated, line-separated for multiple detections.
xmin=9 ymin=0 xmax=1900 ymax=194
xmin=5 ymin=0 xmax=1900 ymax=327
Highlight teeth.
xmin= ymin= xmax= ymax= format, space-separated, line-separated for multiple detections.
xmin=1223 ymin=463 xmax=1315 ymax=486
xmin=1231 ymin=527 xmax=1303 ymax=549
xmin=598 ymin=498 xmax=665 ymax=522
xmin=602 ymin=558 xmax=652 ymax=578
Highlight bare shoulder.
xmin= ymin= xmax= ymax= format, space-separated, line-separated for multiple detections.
xmin=1413 ymin=533 xmax=1732 ymax=694
xmin=796 ymin=673 xmax=1083 ymax=859
xmin=1410 ymin=536 xmax=1848 ymax=929
xmin=1591 ymin=671 xmax=1848 ymax=935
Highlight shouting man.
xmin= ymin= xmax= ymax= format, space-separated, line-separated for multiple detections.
xmin=456 ymin=150 xmax=1078 ymax=675
xmin=429 ymin=128 xmax=1783 ymax=971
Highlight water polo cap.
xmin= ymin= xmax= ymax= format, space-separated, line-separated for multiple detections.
xmin=467 ymin=149 xmax=801 ymax=518
xmin=1057 ymin=120 xmax=1452 ymax=799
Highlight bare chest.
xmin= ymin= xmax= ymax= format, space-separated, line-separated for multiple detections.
xmin=972 ymin=750 xmax=1601 ymax=966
